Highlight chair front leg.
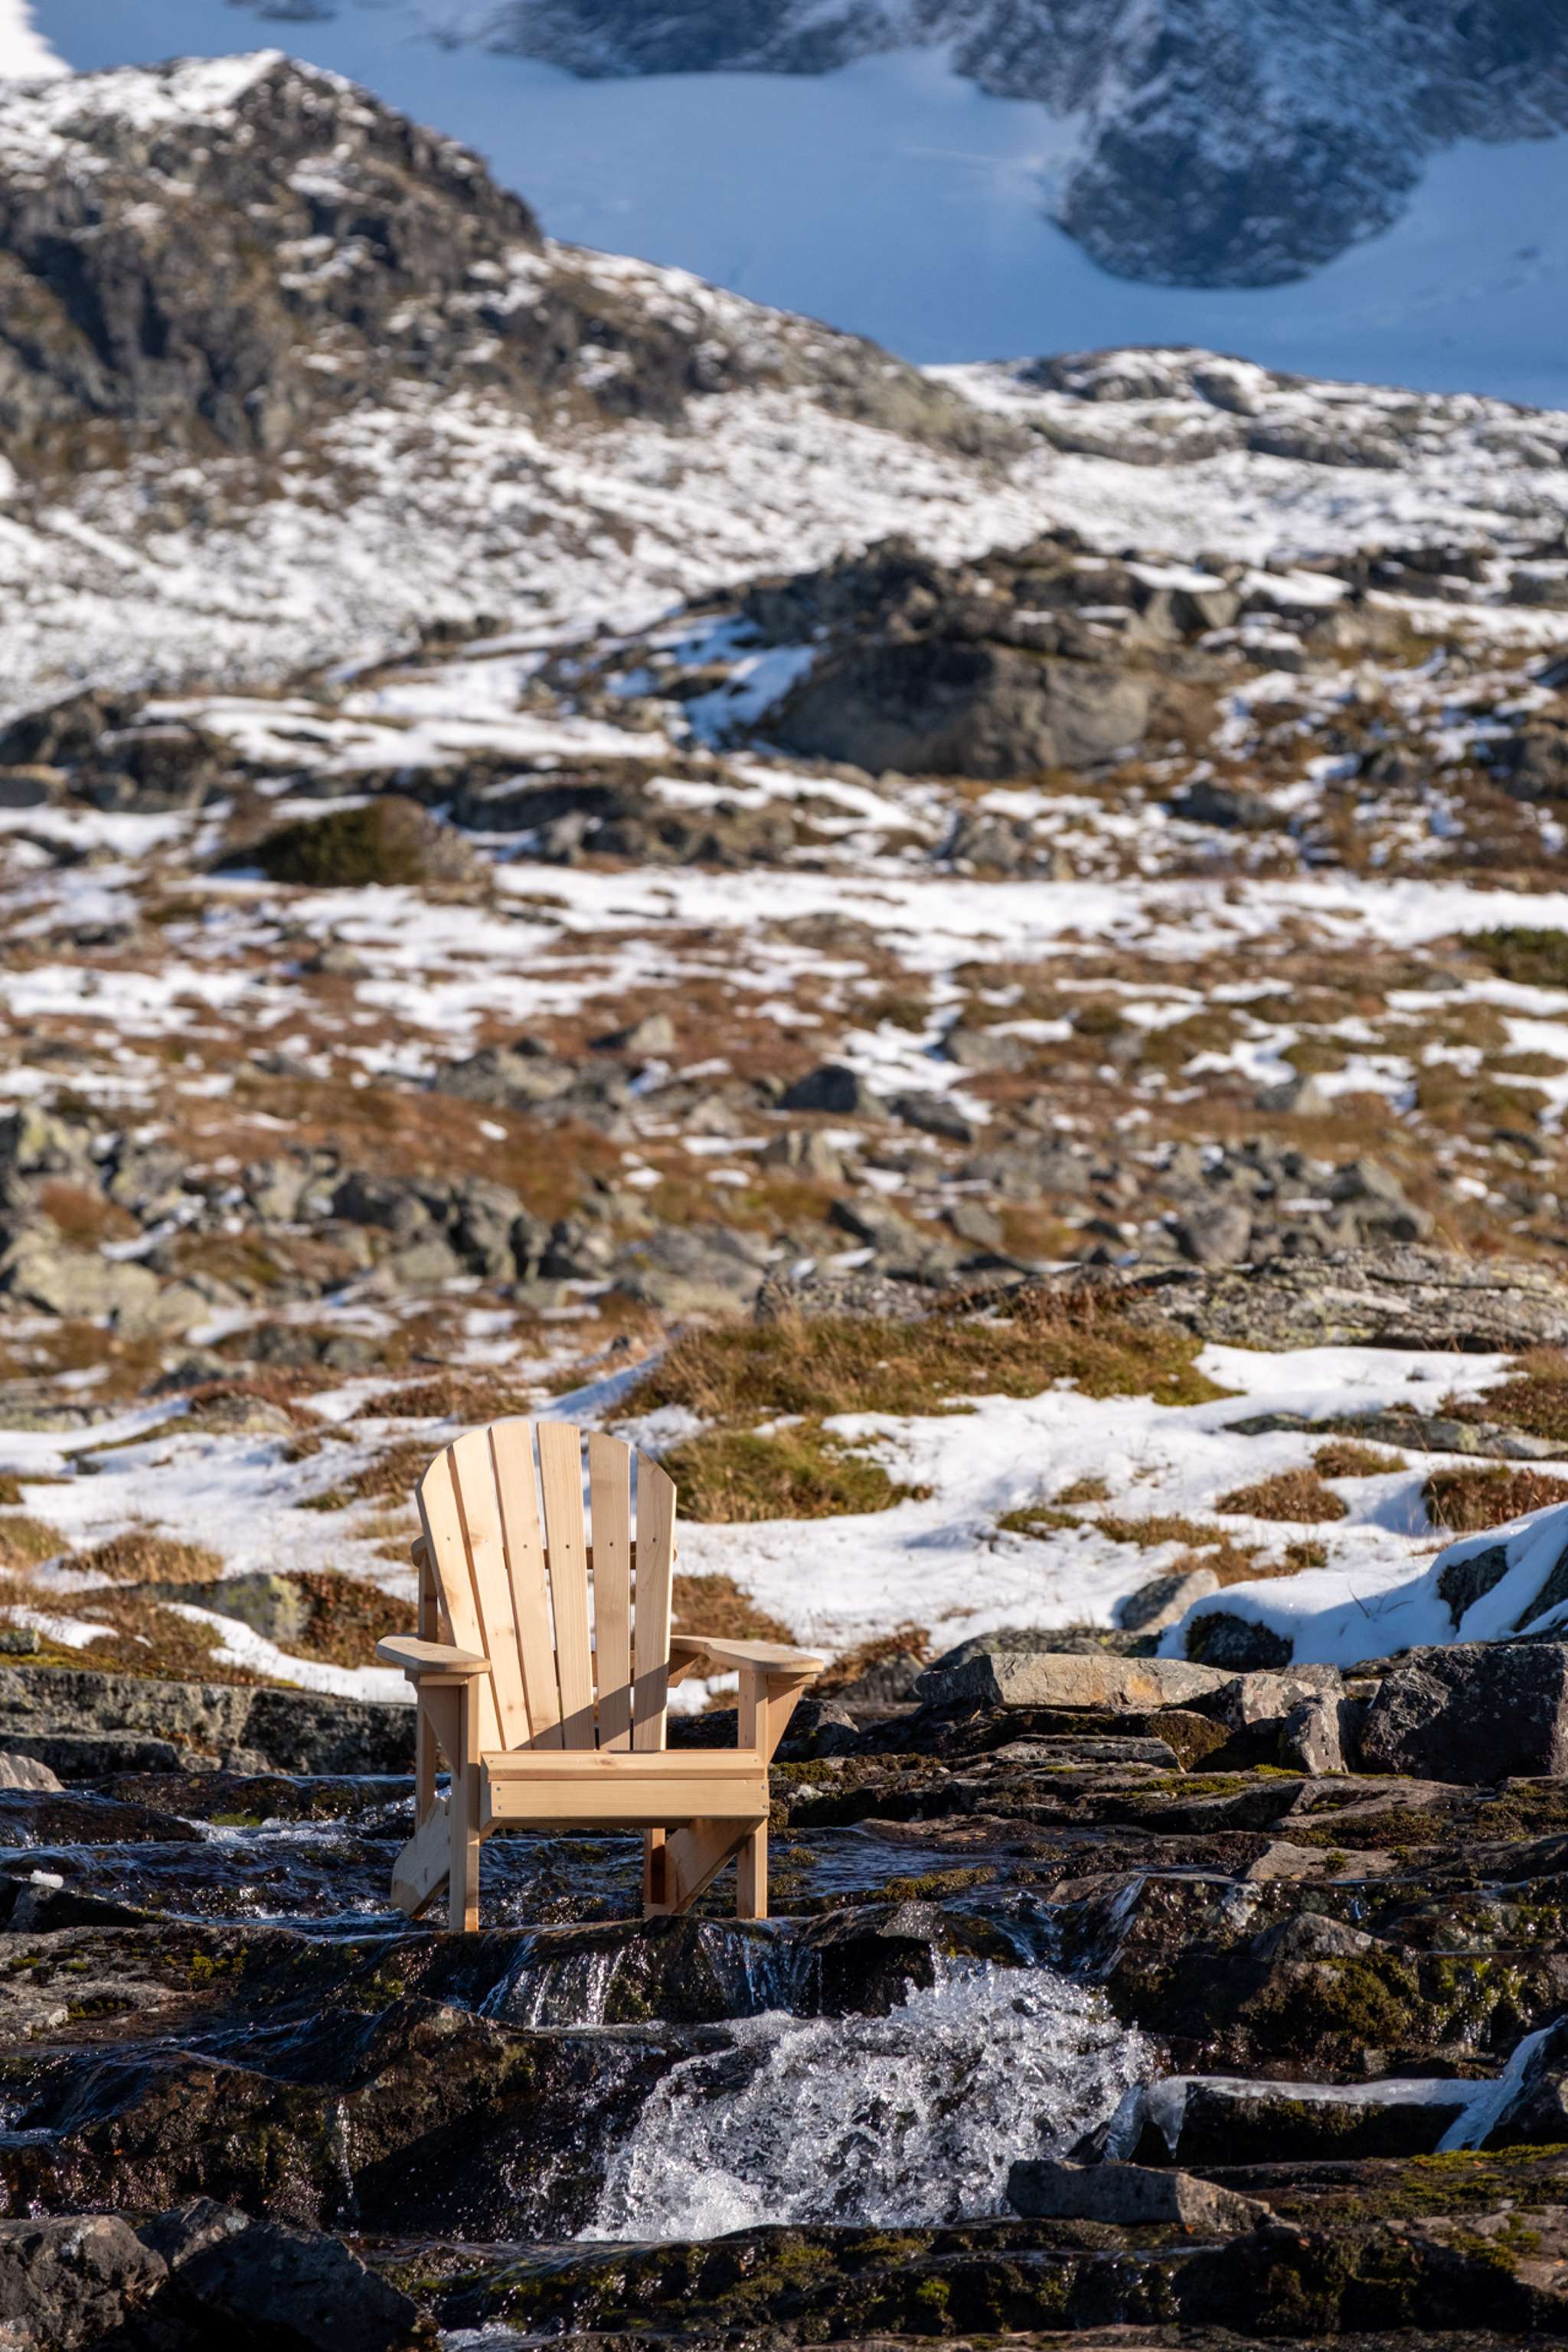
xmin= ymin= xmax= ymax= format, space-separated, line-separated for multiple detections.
xmin=736 ymin=1663 xmax=813 ymax=1921
xmin=449 ymin=1677 xmax=482 ymax=1934
xmin=415 ymin=1691 xmax=438 ymax=1828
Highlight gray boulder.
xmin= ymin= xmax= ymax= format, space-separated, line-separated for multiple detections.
xmin=142 ymin=2199 xmax=429 ymax=2352
xmin=436 ymin=1038 xmax=576 ymax=1109
xmin=610 ymin=1224 xmax=771 ymax=1315
xmin=1359 ymin=1642 xmax=1568 ymax=1781
xmin=773 ymin=636 xmax=1150 ymax=778
xmin=0 ymin=1234 xmax=206 ymax=1335
xmin=0 ymin=1750 xmax=62 ymax=1791
xmin=0 ymin=2214 xmax=165 ymax=2350
xmin=779 ymin=1064 xmax=886 ymax=1117
xmin=1173 ymin=1200 xmax=1253 ymax=1268
xmin=1116 ymin=1566 xmax=1220 ymax=1634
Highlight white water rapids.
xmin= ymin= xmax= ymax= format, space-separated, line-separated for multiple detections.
xmin=584 ymin=1961 xmax=1152 ymax=2241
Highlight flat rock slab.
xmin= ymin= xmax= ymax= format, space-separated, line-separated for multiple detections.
xmin=918 ymin=1652 xmax=1234 ymax=1712
xmin=1007 ymin=2157 xmax=1267 ymax=2232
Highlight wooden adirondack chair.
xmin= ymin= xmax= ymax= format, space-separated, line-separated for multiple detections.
xmin=376 ymin=1418 xmax=824 ymax=1930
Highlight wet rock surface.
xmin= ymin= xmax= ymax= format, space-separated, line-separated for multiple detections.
xmin=6 ymin=1656 xmax=1568 ymax=2345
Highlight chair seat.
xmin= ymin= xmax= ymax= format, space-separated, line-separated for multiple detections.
xmin=482 ymin=1745 xmax=770 ymax=1829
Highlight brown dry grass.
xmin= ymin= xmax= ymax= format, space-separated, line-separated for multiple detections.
xmin=377 ymin=1374 xmax=534 ymax=1422
xmin=671 ymin=1572 xmax=797 ymax=1647
xmin=637 ymin=1295 xmax=1229 ymax=1426
xmin=1451 ymin=1350 xmax=1568 ymax=1448
xmin=60 ymin=1531 xmax=224 ymax=1585
xmin=1313 ymin=1441 xmax=1407 ymax=1478
xmin=1423 ymin=1466 xmax=1568 ymax=1534
xmin=817 ymin=1624 xmax=933 ymax=1694
xmin=35 ymin=1180 xmax=139 ymax=1247
xmin=1214 ymin=1468 xmax=1348 ymax=1524
xmin=277 ymin=1572 xmax=418 ymax=1668
xmin=40 ymin=1588 xmax=255 ymax=1684
xmin=0 ymin=1514 xmax=67 ymax=1570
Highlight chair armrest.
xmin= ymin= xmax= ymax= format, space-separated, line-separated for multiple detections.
xmin=670 ymin=1633 xmax=824 ymax=1677
xmin=376 ymin=1636 xmax=489 ymax=1677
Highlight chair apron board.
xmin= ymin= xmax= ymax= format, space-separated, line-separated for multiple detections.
xmin=375 ymin=1416 xmax=822 ymax=1929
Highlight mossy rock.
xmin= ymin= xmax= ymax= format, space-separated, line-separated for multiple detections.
xmin=243 ymin=796 xmax=484 ymax=891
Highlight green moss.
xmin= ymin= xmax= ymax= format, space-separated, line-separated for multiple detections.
xmin=249 ymin=797 xmax=437 ymax=889
xmin=1468 ymin=926 xmax=1568 ymax=989
xmin=659 ymin=1424 xmax=920 ymax=1523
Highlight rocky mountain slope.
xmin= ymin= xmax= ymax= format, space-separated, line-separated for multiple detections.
xmin=5 ymin=51 xmax=1568 ymax=715
xmin=249 ymin=0 xmax=1568 ymax=288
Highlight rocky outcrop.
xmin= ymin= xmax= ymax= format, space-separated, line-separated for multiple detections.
xmin=0 ymin=1664 xmax=413 ymax=1779
xmin=0 ymin=52 xmax=994 ymax=478
xmin=1064 ymin=1247 xmax=1568 ymax=1354
xmin=747 ymin=534 xmax=1220 ymax=779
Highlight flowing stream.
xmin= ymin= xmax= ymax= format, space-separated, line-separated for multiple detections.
xmin=585 ymin=1959 xmax=1152 ymax=2240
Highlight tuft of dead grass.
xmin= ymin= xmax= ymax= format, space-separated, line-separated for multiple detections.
xmin=671 ymin=1572 xmax=798 ymax=1647
xmin=1468 ymin=927 xmax=1568 ymax=989
xmin=1056 ymin=1474 xmax=1110 ymax=1504
xmin=817 ymin=1624 xmax=932 ymax=1694
xmin=377 ymin=1374 xmax=534 ymax=1422
xmin=274 ymin=1571 xmax=417 ymax=1668
xmin=1450 ymin=1350 xmax=1568 ymax=1448
xmin=636 ymin=1297 xmax=1228 ymax=1428
xmin=59 ymin=1531 xmax=224 ymax=1585
xmin=1214 ymin=1468 xmax=1348 ymax=1524
xmin=997 ymin=1504 xmax=1081 ymax=1535
xmin=0 ymin=1514 xmax=67 ymax=1570
xmin=1313 ymin=1441 xmax=1407 ymax=1478
xmin=1423 ymin=1465 xmax=1568 ymax=1534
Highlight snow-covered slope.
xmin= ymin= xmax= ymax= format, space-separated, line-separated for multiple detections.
xmin=25 ymin=2 xmax=1568 ymax=400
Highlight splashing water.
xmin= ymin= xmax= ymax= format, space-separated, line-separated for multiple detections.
xmin=586 ymin=1961 xmax=1152 ymax=2240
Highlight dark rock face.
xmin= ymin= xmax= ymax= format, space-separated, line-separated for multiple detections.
xmin=0 ymin=1663 xmax=414 ymax=1778
xmin=776 ymin=636 xmax=1151 ymax=779
xmin=0 ymin=53 xmax=984 ymax=477
xmin=1358 ymin=1642 xmax=1568 ymax=1781
xmin=471 ymin=0 xmax=1568 ymax=288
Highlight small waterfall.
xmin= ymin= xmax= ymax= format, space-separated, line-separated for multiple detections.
xmin=492 ymin=1920 xmax=820 ymax=2028
xmin=500 ymin=1944 xmax=624 ymax=2028
xmin=585 ymin=1961 xmax=1152 ymax=2241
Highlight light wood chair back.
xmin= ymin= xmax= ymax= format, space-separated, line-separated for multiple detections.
xmin=414 ymin=1419 xmax=676 ymax=1758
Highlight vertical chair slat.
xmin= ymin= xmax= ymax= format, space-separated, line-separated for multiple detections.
xmin=416 ymin=1449 xmax=501 ymax=1755
xmin=491 ymin=1418 xmax=562 ymax=1749
xmin=589 ymin=1432 xmax=634 ymax=1749
xmin=537 ymin=1420 xmax=595 ymax=1746
xmin=449 ymin=1426 xmax=530 ymax=1753
xmin=632 ymin=1456 xmax=676 ymax=1753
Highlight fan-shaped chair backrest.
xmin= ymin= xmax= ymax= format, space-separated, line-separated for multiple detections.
xmin=416 ymin=1419 xmax=676 ymax=1755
